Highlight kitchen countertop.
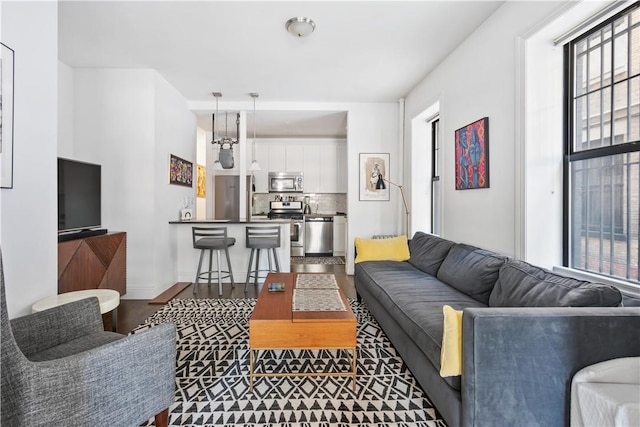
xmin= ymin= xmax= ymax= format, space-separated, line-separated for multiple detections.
xmin=304 ymin=213 xmax=347 ymax=217
xmin=249 ymin=213 xmax=347 ymax=220
xmin=169 ymin=219 xmax=290 ymax=224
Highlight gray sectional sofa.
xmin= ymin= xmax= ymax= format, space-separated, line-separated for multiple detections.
xmin=354 ymin=232 xmax=640 ymax=427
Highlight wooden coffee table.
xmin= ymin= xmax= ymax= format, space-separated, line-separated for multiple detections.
xmin=249 ymin=272 xmax=357 ymax=391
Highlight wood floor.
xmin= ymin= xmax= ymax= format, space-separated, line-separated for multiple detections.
xmin=114 ymin=263 xmax=354 ymax=334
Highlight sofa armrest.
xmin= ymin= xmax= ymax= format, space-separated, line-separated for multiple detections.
xmin=461 ymin=307 xmax=640 ymax=427
xmin=10 ymin=297 xmax=104 ymax=356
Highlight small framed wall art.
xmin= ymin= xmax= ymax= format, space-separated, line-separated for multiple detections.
xmin=1 ymin=43 xmax=15 ymax=189
xmin=455 ymin=117 xmax=489 ymax=190
xmin=359 ymin=153 xmax=390 ymax=201
xmin=196 ymin=164 xmax=206 ymax=197
xmin=169 ymin=154 xmax=193 ymax=187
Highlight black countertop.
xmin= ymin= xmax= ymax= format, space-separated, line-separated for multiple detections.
xmin=304 ymin=213 xmax=347 ymax=218
xmin=169 ymin=219 xmax=291 ymax=224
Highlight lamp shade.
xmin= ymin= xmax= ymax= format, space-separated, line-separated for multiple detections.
xmin=249 ymin=160 xmax=261 ymax=171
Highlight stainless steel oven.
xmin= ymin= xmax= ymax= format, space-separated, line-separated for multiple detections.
xmin=268 ymin=201 xmax=305 ymax=256
xmin=268 ymin=172 xmax=304 ymax=193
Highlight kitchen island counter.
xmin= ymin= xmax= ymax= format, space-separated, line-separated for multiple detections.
xmin=170 ymin=220 xmax=291 ymax=284
xmin=169 ymin=219 xmax=290 ymax=224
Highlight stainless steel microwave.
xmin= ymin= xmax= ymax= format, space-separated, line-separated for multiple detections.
xmin=268 ymin=172 xmax=304 ymax=193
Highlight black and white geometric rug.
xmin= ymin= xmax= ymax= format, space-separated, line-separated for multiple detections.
xmin=133 ymin=298 xmax=446 ymax=427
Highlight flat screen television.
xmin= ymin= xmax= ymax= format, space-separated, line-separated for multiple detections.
xmin=58 ymin=158 xmax=102 ymax=233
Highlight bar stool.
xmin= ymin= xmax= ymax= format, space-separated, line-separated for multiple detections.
xmin=245 ymin=226 xmax=281 ymax=292
xmin=192 ymin=227 xmax=235 ymax=296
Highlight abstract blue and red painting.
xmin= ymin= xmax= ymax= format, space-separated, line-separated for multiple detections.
xmin=455 ymin=117 xmax=489 ymax=190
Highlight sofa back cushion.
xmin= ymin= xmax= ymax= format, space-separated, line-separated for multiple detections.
xmin=489 ymin=260 xmax=622 ymax=307
xmin=408 ymin=232 xmax=455 ymax=276
xmin=436 ymin=243 xmax=508 ymax=304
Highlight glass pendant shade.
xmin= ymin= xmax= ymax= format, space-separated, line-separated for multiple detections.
xmin=249 ymin=160 xmax=261 ymax=171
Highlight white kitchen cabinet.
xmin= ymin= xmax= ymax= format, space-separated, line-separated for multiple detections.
xmin=319 ymin=143 xmax=338 ymax=193
xmin=265 ymin=143 xmax=305 ymax=174
xmin=268 ymin=143 xmax=286 ymax=172
xmin=303 ymin=144 xmax=321 ymax=193
xmin=336 ymin=142 xmax=347 ymax=193
xmin=286 ymin=144 xmax=305 ymax=172
xmin=333 ymin=215 xmax=346 ymax=256
xmin=259 ymin=139 xmax=346 ymax=194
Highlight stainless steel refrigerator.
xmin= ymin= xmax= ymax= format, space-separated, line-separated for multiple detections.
xmin=214 ymin=175 xmax=251 ymax=220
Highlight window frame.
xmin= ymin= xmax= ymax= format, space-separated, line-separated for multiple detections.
xmin=563 ymin=3 xmax=640 ymax=282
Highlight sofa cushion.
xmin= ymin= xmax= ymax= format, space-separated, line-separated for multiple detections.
xmin=489 ymin=260 xmax=623 ymax=307
xmin=436 ymin=244 xmax=508 ymax=305
xmin=26 ymin=332 xmax=123 ymax=362
xmin=355 ymin=260 xmax=486 ymax=391
xmin=354 ymin=235 xmax=410 ymax=263
xmin=408 ymin=232 xmax=455 ymax=276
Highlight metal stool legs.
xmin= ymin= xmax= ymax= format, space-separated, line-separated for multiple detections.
xmin=193 ymin=247 xmax=235 ymax=296
xmin=244 ymin=226 xmax=281 ymax=293
xmin=244 ymin=247 xmax=280 ymax=292
xmin=192 ymin=227 xmax=236 ymax=296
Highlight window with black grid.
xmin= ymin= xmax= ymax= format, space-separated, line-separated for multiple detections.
xmin=564 ymin=3 xmax=640 ymax=283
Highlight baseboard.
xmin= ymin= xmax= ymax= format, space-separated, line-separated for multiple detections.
xmin=149 ymin=282 xmax=191 ymax=304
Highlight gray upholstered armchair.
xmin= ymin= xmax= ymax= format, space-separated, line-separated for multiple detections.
xmin=0 ymin=254 xmax=177 ymax=426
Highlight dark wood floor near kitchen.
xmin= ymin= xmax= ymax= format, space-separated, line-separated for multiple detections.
xmin=115 ymin=263 xmax=354 ymax=334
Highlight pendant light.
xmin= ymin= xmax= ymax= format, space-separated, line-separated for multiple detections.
xmin=210 ymin=92 xmax=239 ymax=170
xmin=249 ymin=92 xmax=261 ymax=171
xmin=211 ymin=92 xmax=223 ymax=170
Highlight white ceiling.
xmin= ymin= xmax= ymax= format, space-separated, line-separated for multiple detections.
xmin=58 ymin=0 xmax=503 ymax=137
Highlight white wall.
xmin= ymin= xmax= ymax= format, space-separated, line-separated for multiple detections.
xmin=1 ymin=1 xmax=58 ymax=317
xmin=345 ymin=103 xmax=400 ymax=273
xmin=152 ymin=72 xmax=197 ymax=295
xmin=404 ymin=1 xmax=566 ymax=257
xmin=522 ymin=1 xmax=617 ymax=268
xmin=71 ymin=68 xmax=195 ymax=299
xmin=58 ymin=61 xmax=74 ymax=158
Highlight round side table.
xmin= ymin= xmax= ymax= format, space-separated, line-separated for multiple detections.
xmin=32 ymin=289 xmax=121 ymax=332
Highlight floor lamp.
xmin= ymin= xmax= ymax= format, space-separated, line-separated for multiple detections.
xmin=382 ymin=178 xmax=410 ymax=237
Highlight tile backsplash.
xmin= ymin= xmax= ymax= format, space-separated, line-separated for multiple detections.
xmin=253 ymin=193 xmax=346 ymax=216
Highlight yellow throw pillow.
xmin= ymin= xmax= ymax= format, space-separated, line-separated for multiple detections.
xmin=440 ymin=305 xmax=463 ymax=377
xmin=354 ymin=235 xmax=410 ymax=264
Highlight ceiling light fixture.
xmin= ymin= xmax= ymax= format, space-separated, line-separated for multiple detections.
xmin=249 ymin=93 xmax=261 ymax=171
xmin=285 ymin=17 xmax=316 ymax=37
xmin=210 ymin=92 xmax=239 ymax=170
